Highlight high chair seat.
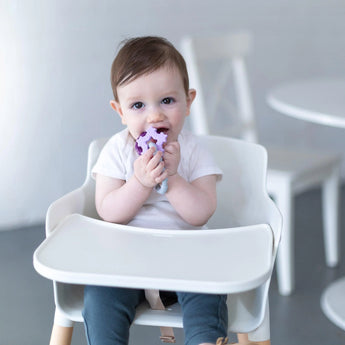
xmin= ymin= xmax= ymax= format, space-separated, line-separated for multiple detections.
xmin=33 ymin=134 xmax=282 ymax=345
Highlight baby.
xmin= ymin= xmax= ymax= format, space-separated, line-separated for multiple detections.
xmin=83 ymin=36 xmax=229 ymax=345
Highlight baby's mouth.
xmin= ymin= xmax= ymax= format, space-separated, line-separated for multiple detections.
xmin=156 ymin=127 xmax=169 ymax=135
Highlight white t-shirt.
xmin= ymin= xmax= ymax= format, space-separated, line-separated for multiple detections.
xmin=92 ymin=128 xmax=222 ymax=230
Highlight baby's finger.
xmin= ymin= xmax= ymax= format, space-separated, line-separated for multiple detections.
xmin=147 ymin=150 xmax=163 ymax=170
xmin=155 ymin=169 xmax=168 ymax=184
xmin=150 ymin=160 xmax=165 ymax=179
xmin=140 ymin=146 xmax=156 ymax=164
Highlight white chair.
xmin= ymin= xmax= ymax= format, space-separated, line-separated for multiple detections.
xmin=34 ymin=135 xmax=282 ymax=345
xmin=180 ymin=32 xmax=341 ymax=296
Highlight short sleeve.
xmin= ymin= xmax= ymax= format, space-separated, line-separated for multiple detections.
xmin=178 ymin=131 xmax=223 ymax=182
xmin=91 ymin=130 xmax=133 ymax=180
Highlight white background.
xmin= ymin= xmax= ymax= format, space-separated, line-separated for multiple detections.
xmin=1 ymin=0 xmax=344 ymax=229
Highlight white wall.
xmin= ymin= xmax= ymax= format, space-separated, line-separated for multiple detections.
xmin=1 ymin=0 xmax=344 ymax=230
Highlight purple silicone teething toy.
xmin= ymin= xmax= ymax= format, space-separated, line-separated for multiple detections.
xmin=135 ymin=127 xmax=168 ymax=194
xmin=135 ymin=126 xmax=167 ymax=155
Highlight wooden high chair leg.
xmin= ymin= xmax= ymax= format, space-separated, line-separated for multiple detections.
xmin=49 ymin=324 xmax=73 ymax=345
xmin=237 ymin=333 xmax=249 ymax=344
xmin=236 ymin=333 xmax=271 ymax=345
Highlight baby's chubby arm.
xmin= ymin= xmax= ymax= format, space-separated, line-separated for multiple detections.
xmin=166 ymin=174 xmax=217 ymax=227
xmin=95 ymin=147 xmax=168 ymax=224
xmin=164 ymin=141 xmax=217 ymax=227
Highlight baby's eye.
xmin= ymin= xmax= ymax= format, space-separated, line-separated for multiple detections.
xmin=132 ymin=102 xmax=144 ymax=110
xmin=161 ymin=97 xmax=174 ymax=105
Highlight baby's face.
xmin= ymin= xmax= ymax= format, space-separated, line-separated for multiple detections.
xmin=113 ymin=65 xmax=195 ymax=143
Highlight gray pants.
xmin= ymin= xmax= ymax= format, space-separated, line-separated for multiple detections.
xmin=83 ymin=286 xmax=228 ymax=345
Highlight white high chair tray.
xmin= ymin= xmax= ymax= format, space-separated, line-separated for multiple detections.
xmin=34 ymin=214 xmax=273 ymax=294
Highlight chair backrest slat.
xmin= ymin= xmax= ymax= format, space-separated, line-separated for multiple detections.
xmin=181 ymin=32 xmax=258 ymax=142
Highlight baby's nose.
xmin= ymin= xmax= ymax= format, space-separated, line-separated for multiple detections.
xmin=147 ymin=109 xmax=165 ymax=123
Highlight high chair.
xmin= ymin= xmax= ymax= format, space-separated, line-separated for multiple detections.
xmin=180 ymin=32 xmax=341 ymax=296
xmin=33 ymin=135 xmax=282 ymax=345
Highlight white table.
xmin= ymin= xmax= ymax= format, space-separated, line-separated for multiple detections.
xmin=33 ymin=214 xmax=273 ymax=294
xmin=321 ymin=277 xmax=345 ymax=331
xmin=267 ymin=79 xmax=345 ymax=129
xmin=267 ymin=78 xmax=345 ymax=330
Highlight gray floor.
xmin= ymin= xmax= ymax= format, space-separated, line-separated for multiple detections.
xmin=1 ymin=186 xmax=345 ymax=345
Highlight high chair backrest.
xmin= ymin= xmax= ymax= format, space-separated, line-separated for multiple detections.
xmin=47 ymin=134 xmax=280 ymax=255
xmin=181 ymin=32 xmax=258 ymax=142
xmin=84 ymin=135 xmax=281 ymax=256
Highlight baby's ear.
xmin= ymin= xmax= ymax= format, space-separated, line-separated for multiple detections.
xmin=110 ymin=100 xmax=126 ymax=124
xmin=110 ymin=100 xmax=121 ymax=114
xmin=186 ymin=89 xmax=196 ymax=116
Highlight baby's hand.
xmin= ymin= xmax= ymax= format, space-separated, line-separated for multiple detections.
xmin=134 ymin=146 xmax=168 ymax=188
xmin=163 ymin=141 xmax=180 ymax=177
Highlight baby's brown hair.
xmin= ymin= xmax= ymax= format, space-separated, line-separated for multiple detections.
xmin=110 ymin=36 xmax=189 ymax=101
